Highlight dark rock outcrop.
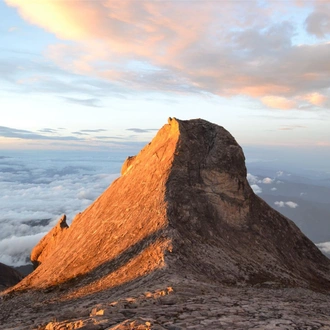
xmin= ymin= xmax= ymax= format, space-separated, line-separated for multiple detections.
xmin=0 ymin=262 xmax=23 ymax=291
xmin=14 ymin=264 xmax=34 ymax=277
xmin=165 ymin=118 xmax=330 ymax=289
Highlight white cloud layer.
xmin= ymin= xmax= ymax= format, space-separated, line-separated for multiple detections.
xmin=262 ymin=177 xmax=274 ymax=184
xmin=275 ymin=201 xmax=285 ymax=207
xmin=0 ymin=150 xmax=122 ymax=267
xmin=247 ymin=173 xmax=259 ymax=184
xmin=0 ymin=233 xmax=46 ymax=266
xmin=274 ymin=201 xmax=298 ymax=208
xmin=286 ymin=201 xmax=299 ymax=208
xmin=247 ymin=173 xmax=277 ymax=190
xmin=316 ymin=242 xmax=330 ymax=254
xmin=251 ymin=184 xmax=262 ymax=195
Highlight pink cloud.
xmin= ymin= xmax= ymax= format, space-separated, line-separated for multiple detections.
xmin=5 ymin=0 xmax=330 ymax=110
xmin=261 ymin=96 xmax=296 ymax=110
xmin=316 ymin=141 xmax=330 ymax=146
xmin=302 ymin=92 xmax=327 ymax=106
xmin=278 ymin=125 xmax=306 ymax=131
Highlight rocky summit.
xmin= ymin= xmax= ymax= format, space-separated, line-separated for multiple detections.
xmin=1 ymin=118 xmax=330 ymax=330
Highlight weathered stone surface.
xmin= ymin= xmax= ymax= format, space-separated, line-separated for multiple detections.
xmin=165 ymin=119 xmax=330 ymax=289
xmin=1 ymin=118 xmax=330 ymax=329
xmin=30 ymin=214 xmax=69 ymax=269
xmin=120 ymin=156 xmax=136 ymax=175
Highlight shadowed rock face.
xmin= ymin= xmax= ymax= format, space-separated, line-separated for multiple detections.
xmin=9 ymin=118 xmax=330 ymax=295
xmin=0 ymin=263 xmax=23 ymax=291
xmin=166 ymin=119 xmax=330 ymax=288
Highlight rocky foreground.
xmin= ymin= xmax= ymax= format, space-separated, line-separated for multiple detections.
xmin=1 ymin=118 xmax=330 ymax=329
xmin=1 ymin=281 xmax=330 ymax=329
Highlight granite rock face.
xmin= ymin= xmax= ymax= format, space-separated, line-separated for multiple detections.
xmin=30 ymin=214 xmax=69 ymax=269
xmin=165 ymin=118 xmax=330 ymax=289
xmin=1 ymin=118 xmax=330 ymax=329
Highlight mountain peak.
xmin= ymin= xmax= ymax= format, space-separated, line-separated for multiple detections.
xmin=2 ymin=118 xmax=330 ymax=329
xmin=9 ymin=118 xmax=330 ymax=294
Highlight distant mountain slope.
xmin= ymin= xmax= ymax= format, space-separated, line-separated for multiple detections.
xmin=258 ymin=178 xmax=330 ymax=204
xmin=261 ymin=194 xmax=330 ymax=243
xmin=0 ymin=262 xmax=23 ymax=291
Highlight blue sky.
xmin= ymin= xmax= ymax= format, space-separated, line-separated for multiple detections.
xmin=0 ymin=0 xmax=330 ymax=150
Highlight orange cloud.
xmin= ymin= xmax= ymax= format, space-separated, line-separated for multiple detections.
xmin=5 ymin=0 xmax=212 ymax=61
xmin=5 ymin=0 xmax=330 ymax=110
xmin=303 ymin=92 xmax=327 ymax=106
xmin=5 ymin=0 xmax=90 ymax=40
xmin=239 ymin=85 xmax=292 ymax=98
xmin=261 ymin=96 xmax=296 ymax=110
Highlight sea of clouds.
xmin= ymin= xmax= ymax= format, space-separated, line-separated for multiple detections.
xmin=0 ymin=150 xmax=125 ymax=266
xmin=1 ymin=148 xmax=329 ymax=267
